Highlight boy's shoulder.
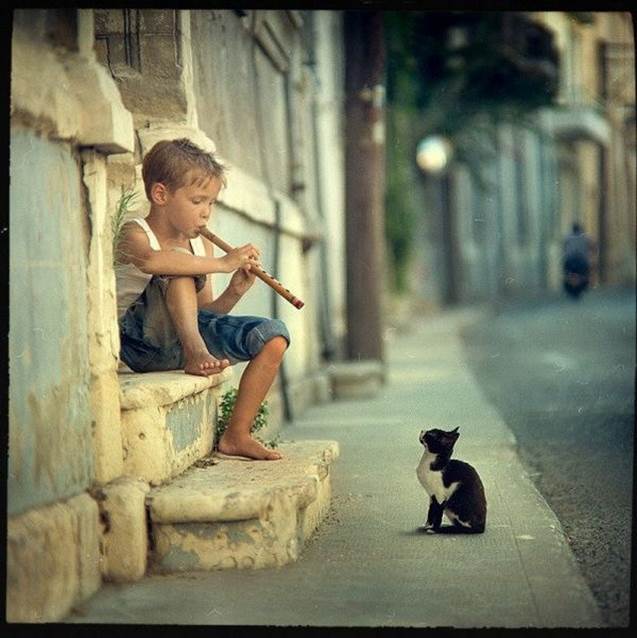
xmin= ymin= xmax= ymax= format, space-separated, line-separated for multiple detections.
xmin=117 ymin=219 xmax=155 ymax=263
xmin=119 ymin=219 xmax=149 ymax=243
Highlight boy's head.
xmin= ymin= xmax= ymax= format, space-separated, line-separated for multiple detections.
xmin=142 ymin=138 xmax=227 ymax=202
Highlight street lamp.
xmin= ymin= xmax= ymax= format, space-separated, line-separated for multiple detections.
xmin=416 ymin=135 xmax=457 ymax=304
xmin=416 ymin=136 xmax=453 ymax=174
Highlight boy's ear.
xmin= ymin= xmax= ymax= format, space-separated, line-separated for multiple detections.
xmin=150 ymin=182 xmax=169 ymax=205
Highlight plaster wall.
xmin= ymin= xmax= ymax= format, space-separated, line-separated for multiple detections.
xmin=9 ymin=130 xmax=94 ymax=515
xmin=190 ymin=10 xmax=292 ymax=193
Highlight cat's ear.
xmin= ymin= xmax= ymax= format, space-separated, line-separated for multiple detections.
xmin=450 ymin=427 xmax=460 ymax=438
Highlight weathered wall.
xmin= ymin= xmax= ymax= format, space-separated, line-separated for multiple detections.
xmin=190 ymin=11 xmax=291 ymax=193
xmin=9 ymin=130 xmax=94 ymax=515
xmin=448 ymin=122 xmax=549 ymax=304
xmin=9 ymin=8 xmax=135 ymax=620
xmin=312 ymin=11 xmax=347 ymax=347
xmin=94 ymin=9 xmax=188 ymax=128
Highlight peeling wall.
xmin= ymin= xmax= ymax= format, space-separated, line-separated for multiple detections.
xmin=9 ymin=129 xmax=94 ymax=515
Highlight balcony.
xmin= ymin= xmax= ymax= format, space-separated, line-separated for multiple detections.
xmin=542 ymin=102 xmax=610 ymax=146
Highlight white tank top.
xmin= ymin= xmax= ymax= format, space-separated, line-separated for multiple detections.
xmin=115 ymin=217 xmax=207 ymax=319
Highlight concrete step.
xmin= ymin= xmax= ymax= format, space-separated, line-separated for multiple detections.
xmin=119 ymin=367 xmax=234 ymax=486
xmin=329 ymin=360 xmax=383 ymax=399
xmin=146 ymin=440 xmax=339 ymax=572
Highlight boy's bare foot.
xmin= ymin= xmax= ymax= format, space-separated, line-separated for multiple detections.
xmin=217 ymin=433 xmax=282 ymax=461
xmin=184 ymin=349 xmax=230 ymax=377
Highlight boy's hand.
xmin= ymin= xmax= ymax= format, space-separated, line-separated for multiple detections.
xmin=221 ymin=244 xmax=260 ymax=273
xmin=228 ymin=262 xmax=258 ymax=297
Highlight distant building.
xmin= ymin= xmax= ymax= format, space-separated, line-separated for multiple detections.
xmin=410 ymin=12 xmax=634 ymax=306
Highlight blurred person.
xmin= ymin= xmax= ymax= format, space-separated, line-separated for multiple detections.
xmin=562 ymin=222 xmax=597 ymax=298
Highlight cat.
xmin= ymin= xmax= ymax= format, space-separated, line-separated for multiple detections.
xmin=416 ymin=427 xmax=487 ymax=534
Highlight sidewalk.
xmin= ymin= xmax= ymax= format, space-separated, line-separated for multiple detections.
xmin=66 ymin=307 xmax=604 ymax=628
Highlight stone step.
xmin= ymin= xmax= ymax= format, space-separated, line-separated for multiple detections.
xmin=119 ymin=367 xmax=234 ymax=486
xmin=146 ymin=440 xmax=339 ymax=572
xmin=329 ymin=360 xmax=383 ymax=399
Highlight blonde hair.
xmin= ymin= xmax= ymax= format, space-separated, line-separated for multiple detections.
xmin=142 ymin=138 xmax=227 ymax=200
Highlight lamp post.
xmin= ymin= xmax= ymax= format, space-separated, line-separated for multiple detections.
xmin=416 ymin=135 xmax=459 ymax=304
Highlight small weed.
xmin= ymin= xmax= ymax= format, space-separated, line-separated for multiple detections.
xmin=215 ymin=388 xmax=280 ymax=449
xmin=112 ymin=187 xmax=138 ymax=266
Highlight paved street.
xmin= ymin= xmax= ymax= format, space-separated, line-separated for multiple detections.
xmin=67 ymin=307 xmax=603 ymax=628
xmin=461 ymin=286 xmax=635 ymax=627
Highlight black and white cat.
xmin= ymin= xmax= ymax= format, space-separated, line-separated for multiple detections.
xmin=416 ymin=427 xmax=487 ymax=534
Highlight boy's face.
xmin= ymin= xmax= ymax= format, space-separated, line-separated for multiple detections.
xmin=157 ymin=172 xmax=223 ymax=238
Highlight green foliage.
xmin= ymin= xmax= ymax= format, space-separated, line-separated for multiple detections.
xmin=385 ymin=154 xmax=418 ymax=293
xmin=112 ymin=188 xmax=138 ymax=266
xmin=386 ymin=11 xmax=560 ymax=144
xmin=384 ymin=13 xmax=421 ymax=294
xmin=215 ymin=388 xmax=279 ymax=449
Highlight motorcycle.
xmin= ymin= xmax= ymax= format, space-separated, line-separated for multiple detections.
xmin=563 ymin=255 xmax=590 ymax=299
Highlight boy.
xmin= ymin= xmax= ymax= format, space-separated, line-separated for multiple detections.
xmin=116 ymin=138 xmax=289 ymax=461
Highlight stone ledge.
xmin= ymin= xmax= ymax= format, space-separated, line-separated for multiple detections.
xmin=12 ymin=18 xmax=134 ymax=154
xmin=119 ymin=368 xmax=234 ymax=485
xmin=119 ymin=367 xmax=233 ymax=410
xmin=147 ymin=440 xmax=339 ymax=572
xmin=328 ymin=360 xmax=384 ymax=399
xmin=149 ymin=440 xmax=339 ymax=523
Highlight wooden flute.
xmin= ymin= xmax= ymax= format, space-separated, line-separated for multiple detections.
xmin=198 ymin=227 xmax=305 ymax=310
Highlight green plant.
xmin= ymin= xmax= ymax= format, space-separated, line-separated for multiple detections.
xmin=215 ymin=388 xmax=279 ymax=449
xmin=112 ymin=187 xmax=138 ymax=266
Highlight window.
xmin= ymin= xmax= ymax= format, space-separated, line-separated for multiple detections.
xmin=94 ymin=9 xmax=142 ymax=75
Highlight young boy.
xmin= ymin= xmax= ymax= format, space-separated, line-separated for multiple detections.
xmin=116 ymin=138 xmax=289 ymax=461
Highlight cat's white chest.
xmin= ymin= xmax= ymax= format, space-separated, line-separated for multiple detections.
xmin=416 ymin=452 xmax=457 ymax=503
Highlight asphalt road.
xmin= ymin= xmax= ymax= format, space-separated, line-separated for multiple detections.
xmin=460 ymin=286 xmax=635 ymax=627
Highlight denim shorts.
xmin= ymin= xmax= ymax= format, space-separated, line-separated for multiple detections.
xmin=119 ymin=275 xmax=290 ymax=373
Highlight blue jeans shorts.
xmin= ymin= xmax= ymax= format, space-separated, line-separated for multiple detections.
xmin=119 ymin=274 xmax=290 ymax=373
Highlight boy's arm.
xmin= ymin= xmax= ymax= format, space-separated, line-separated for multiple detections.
xmin=118 ymin=222 xmax=252 ymax=276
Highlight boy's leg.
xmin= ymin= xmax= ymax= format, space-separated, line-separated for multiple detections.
xmin=164 ymin=276 xmax=230 ymax=376
xmin=217 ymin=336 xmax=288 ymax=461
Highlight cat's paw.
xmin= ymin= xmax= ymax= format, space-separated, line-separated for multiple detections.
xmin=420 ymin=523 xmax=435 ymax=534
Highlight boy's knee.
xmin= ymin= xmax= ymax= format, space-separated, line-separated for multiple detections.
xmin=258 ymin=337 xmax=287 ymax=367
xmin=260 ymin=319 xmax=289 ymax=360
xmin=265 ymin=335 xmax=288 ymax=357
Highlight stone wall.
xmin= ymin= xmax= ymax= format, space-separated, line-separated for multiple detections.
xmin=9 ymin=8 xmax=135 ymax=621
xmin=9 ymin=131 xmax=94 ymax=515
